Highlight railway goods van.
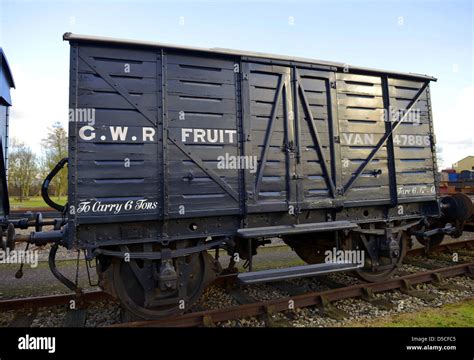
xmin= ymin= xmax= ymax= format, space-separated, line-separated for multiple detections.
xmin=1 ymin=33 xmax=472 ymax=320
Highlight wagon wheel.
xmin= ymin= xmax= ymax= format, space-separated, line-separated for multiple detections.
xmin=283 ymin=232 xmax=335 ymax=264
xmin=413 ymin=221 xmax=446 ymax=248
xmin=110 ymin=241 xmax=218 ymax=320
xmin=415 ymin=232 xmax=445 ymax=248
xmin=353 ymin=229 xmax=408 ymax=283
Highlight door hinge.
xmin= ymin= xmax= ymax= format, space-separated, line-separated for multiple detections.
xmin=330 ymin=81 xmax=337 ymax=89
xmin=285 ymin=140 xmax=296 ymax=153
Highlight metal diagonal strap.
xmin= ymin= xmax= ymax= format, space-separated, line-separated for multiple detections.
xmin=78 ymin=50 xmax=157 ymax=127
xmin=344 ymin=81 xmax=430 ymax=194
xmin=167 ymin=134 xmax=239 ymax=202
xmin=296 ymin=72 xmax=336 ymax=197
xmin=254 ymin=76 xmax=284 ymax=201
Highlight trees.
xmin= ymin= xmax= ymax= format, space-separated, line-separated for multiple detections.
xmin=6 ymin=123 xmax=68 ymax=202
xmin=41 ymin=122 xmax=68 ymax=199
xmin=8 ymin=139 xmax=38 ymax=201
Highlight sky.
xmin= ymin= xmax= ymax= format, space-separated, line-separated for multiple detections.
xmin=0 ymin=0 xmax=472 ymax=168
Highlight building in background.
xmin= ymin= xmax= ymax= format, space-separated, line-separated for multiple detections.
xmin=452 ymin=156 xmax=474 ymax=172
xmin=0 ymin=48 xmax=15 ymax=174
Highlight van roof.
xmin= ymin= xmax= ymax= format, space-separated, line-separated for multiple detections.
xmin=63 ymin=32 xmax=437 ymax=82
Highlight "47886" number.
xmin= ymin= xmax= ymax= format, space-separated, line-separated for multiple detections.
xmin=393 ymin=134 xmax=430 ymax=146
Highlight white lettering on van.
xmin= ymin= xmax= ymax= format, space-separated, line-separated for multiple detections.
xmin=181 ymin=128 xmax=237 ymax=144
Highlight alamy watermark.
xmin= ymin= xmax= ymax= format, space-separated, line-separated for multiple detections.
xmin=18 ymin=335 xmax=55 ymax=354
xmin=324 ymin=247 xmax=364 ymax=267
xmin=0 ymin=249 xmax=38 ymax=268
xmin=217 ymin=153 xmax=257 ymax=173
xmin=69 ymin=108 xmax=95 ymax=126
xmin=381 ymin=106 xmax=421 ymax=125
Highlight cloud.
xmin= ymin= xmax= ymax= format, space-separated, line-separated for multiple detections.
xmin=8 ymin=63 xmax=69 ymax=155
xmin=433 ymin=85 xmax=474 ymax=168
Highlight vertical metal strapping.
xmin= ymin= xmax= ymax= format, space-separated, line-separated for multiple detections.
xmin=67 ymin=44 xmax=79 ymax=248
xmin=382 ymin=75 xmax=398 ymax=208
xmin=236 ymin=59 xmax=244 ymax=216
xmin=240 ymin=62 xmax=251 ymax=222
xmin=160 ymin=49 xmax=168 ymax=237
xmin=292 ymin=66 xmax=303 ymax=210
xmin=328 ymin=70 xmax=342 ymax=200
xmin=426 ymin=84 xmax=439 ymax=200
xmin=4 ymin=106 xmax=9 ymax=180
xmin=283 ymin=70 xmax=297 ymax=210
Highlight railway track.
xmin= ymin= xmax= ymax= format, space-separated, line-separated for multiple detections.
xmin=1 ymin=238 xmax=473 ymax=327
xmin=0 ymin=290 xmax=110 ymax=312
xmin=112 ymin=261 xmax=474 ymax=328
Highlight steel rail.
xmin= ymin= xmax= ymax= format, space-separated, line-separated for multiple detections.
xmin=111 ymin=261 xmax=474 ymax=328
xmin=0 ymin=290 xmax=110 ymax=311
xmin=407 ymin=238 xmax=474 ymax=257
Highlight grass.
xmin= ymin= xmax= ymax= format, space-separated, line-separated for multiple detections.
xmin=354 ymin=298 xmax=474 ymax=327
xmin=9 ymin=196 xmax=66 ymax=209
xmin=211 ymin=244 xmax=305 ymax=272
